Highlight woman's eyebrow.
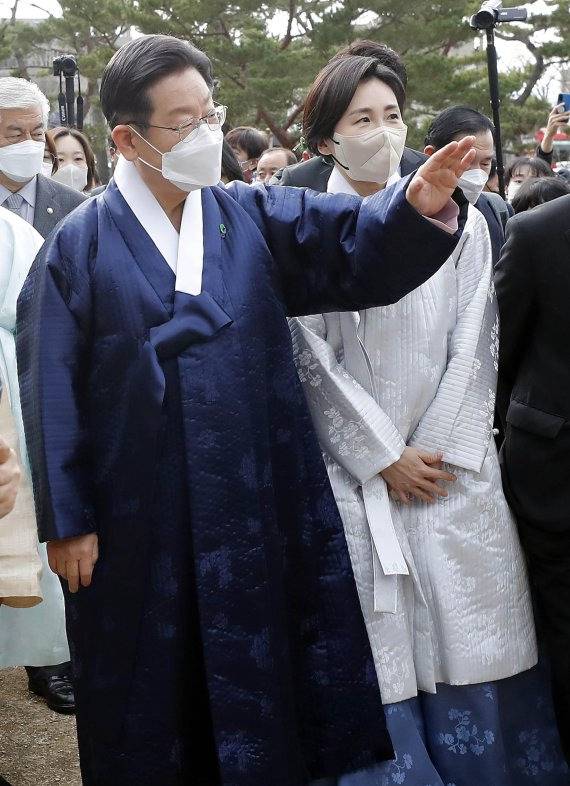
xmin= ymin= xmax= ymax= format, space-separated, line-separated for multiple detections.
xmin=348 ymin=104 xmax=399 ymax=117
xmin=348 ymin=106 xmax=375 ymax=117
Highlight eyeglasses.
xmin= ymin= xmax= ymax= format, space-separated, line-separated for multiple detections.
xmin=129 ymin=105 xmax=227 ymax=143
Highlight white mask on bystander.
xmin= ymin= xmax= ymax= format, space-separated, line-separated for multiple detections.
xmin=506 ymin=181 xmax=521 ymax=202
xmin=51 ymin=163 xmax=89 ymax=192
xmin=0 ymin=139 xmax=45 ymax=182
xmin=457 ymin=167 xmax=488 ymax=205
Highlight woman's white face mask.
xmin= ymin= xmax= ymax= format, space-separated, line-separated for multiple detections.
xmin=130 ymin=123 xmax=223 ymax=192
xmin=51 ymin=163 xmax=88 ymax=192
xmin=507 ymin=181 xmax=522 ymax=202
xmin=331 ymin=124 xmax=408 ymax=185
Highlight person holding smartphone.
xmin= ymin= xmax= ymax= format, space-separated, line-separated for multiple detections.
xmin=535 ymin=98 xmax=570 ymax=166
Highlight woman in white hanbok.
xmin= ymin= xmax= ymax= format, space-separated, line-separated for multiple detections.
xmin=290 ymin=55 xmax=568 ymax=785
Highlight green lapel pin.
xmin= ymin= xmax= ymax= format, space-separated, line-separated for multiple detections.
xmin=219 ymin=223 xmax=227 ymax=238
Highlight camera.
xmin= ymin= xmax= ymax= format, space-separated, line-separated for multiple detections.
xmin=470 ymin=1 xmax=527 ymax=30
xmin=53 ymin=54 xmax=78 ymax=78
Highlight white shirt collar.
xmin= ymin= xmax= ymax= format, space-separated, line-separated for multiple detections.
xmin=113 ymin=157 xmax=203 ymax=295
xmin=326 ymin=164 xmax=402 ymax=196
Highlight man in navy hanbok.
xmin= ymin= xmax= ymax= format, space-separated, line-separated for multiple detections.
xmin=16 ymin=35 xmax=476 ymax=786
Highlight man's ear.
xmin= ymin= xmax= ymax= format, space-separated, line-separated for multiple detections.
xmin=112 ymin=125 xmax=139 ymax=162
xmin=318 ymin=138 xmax=334 ymax=157
xmin=423 ymin=144 xmax=436 ymax=158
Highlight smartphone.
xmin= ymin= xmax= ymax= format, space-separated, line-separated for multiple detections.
xmin=557 ymin=93 xmax=570 ymax=112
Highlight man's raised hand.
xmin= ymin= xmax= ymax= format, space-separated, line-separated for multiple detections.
xmin=406 ymin=136 xmax=477 ymax=218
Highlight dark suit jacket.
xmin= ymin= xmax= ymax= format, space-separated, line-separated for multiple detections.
xmin=496 ymin=194 xmax=570 ymax=530
xmin=475 ymin=193 xmax=506 ymax=267
xmin=33 ymin=174 xmax=86 ymax=239
xmin=271 ymin=148 xmax=427 ymax=189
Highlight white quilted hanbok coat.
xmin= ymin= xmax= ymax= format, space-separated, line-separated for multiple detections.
xmin=289 ymin=171 xmax=537 ymax=705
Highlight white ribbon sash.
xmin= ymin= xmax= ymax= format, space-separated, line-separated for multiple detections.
xmin=362 ymin=475 xmax=409 ymax=613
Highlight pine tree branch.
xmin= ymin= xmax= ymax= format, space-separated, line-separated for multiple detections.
xmin=280 ymin=0 xmax=296 ymax=50
xmin=283 ymin=102 xmax=303 ymax=130
xmin=10 ymin=0 xmax=20 ymax=24
xmin=256 ymin=107 xmax=294 ymax=147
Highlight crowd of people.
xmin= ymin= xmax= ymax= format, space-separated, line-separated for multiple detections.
xmin=0 ymin=31 xmax=570 ymax=786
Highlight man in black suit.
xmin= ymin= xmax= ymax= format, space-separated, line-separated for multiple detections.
xmin=496 ymin=193 xmax=570 ymax=762
xmin=0 ymin=76 xmax=85 ymax=715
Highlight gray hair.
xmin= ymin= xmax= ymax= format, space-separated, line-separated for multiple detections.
xmin=0 ymin=77 xmax=50 ymax=127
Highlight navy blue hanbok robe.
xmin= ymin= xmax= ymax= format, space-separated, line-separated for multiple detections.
xmin=16 ymin=179 xmax=462 ymax=786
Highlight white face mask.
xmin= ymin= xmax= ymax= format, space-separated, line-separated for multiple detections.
xmin=41 ymin=161 xmax=54 ymax=177
xmin=457 ymin=167 xmax=488 ymax=205
xmin=51 ymin=163 xmax=89 ymax=192
xmin=0 ymin=139 xmax=45 ymax=183
xmin=130 ymin=123 xmax=223 ymax=192
xmin=331 ymin=124 xmax=408 ymax=185
xmin=507 ymin=181 xmax=521 ymax=202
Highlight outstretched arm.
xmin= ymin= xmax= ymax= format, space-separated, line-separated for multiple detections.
xmin=227 ymin=138 xmax=476 ymax=316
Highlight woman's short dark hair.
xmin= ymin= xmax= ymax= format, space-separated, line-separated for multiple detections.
xmin=100 ymin=34 xmax=214 ymax=130
xmin=330 ymin=39 xmax=407 ymax=89
xmin=505 ymin=156 xmax=554 ymax=185
xmin=221 ymin=139 xmax=244 ymax=183
xmin=225 ymin=127 xmax=269 ymax=160
xmin=303 ymin=55 xmax=406 ymax=156
xmin=424 ymin=105 xmax=495 ymax=149
xmin=48 ymin=126 xmax=100 ymax=190
xmin=511 ymin=176 xmax=570 ymax=213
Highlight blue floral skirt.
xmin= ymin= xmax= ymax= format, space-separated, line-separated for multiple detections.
xmin=336 ymin=660 xmax=568 ymax=786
